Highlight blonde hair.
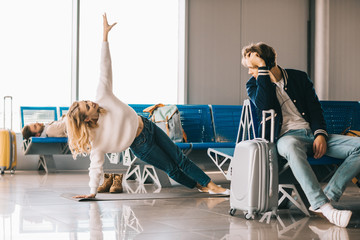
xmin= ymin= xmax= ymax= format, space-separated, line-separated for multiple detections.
xmin=66 ymin=101 xmax=106 ymax=159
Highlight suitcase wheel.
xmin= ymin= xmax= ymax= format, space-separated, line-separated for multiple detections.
xmin=245 ymin=212 xmax=255 ymax=220
xmin=1 ymin=170 xmax=4 ymax=175
xmin=10 ymin=169 xmax=15 ymax=174
xmin=229 ymin=208 xmax=236 ymax=216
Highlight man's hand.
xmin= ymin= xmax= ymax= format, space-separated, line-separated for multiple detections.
xmin=73 ymin=193 xmax=96 ymax=199
xmin=313 ymin=135 xmax=327 ymax=159
xmin=246 ymin=52 xmax=266 ymax=68
xmin=268 ymin=71 xmax=277 ymax=83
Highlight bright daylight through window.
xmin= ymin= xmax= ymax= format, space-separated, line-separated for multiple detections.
xmin=0 ymin=0 xmax=72 ymax=132
xmin=79 ymin=0 xmax=179 ymax=105
xmin=0 ymin=0 xmax=180 ymax=133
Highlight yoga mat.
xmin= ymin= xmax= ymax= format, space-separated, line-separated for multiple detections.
xmin=61 ymin=191 xmax=229 ymax=202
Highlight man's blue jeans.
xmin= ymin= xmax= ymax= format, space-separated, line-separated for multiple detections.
xmin=277 ymin=129 xmax=360 ymax=210
xmin=130 ymin=116 xmax=211 ymax=188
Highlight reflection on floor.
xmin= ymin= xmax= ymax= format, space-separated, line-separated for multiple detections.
xmin=0 ymin=171 xmax=360 ymax=239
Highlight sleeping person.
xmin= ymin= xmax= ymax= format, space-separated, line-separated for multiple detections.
xmin=22 ymin=115 xmax=67 ymax=139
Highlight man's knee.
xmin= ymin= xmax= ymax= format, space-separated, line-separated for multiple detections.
xmin=277 ymin=137 xmax=304 ymax=158
xmin=350 ymin=146 xmax=360 ymax=156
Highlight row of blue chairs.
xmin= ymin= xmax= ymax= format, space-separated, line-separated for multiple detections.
xmin=20 ymin=101 xmax=360 ymax=166
xmin=129 ymin=104 xmax=244 ymax=151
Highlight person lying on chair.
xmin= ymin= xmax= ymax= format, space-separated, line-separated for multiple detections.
xmin=66 ymin=13 xmax=230 ymax=199
xmin=242 ymin=42 xmax=360 ymax=228
xmin=22 ymin=114 xmax=67 ymax=139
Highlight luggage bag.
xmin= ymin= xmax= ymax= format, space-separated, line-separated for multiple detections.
xmin=0 ymin=129 xmax=17 ymax=174
xmin=0 ymin=96 xmax=17 ymax=174
xmin=229 ymin=110 xmax=278 ymax=219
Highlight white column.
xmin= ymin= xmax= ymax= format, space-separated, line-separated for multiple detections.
xmin=177 ymin=0 xmax=188 ymax=104
xmin=71 ymin=0 xmax=80 ymax=103
xmin=314 ymin=0 xmax=330 ymax=100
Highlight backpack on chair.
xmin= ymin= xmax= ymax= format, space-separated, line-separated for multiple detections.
xmin=341 ymin=126 xmax=360 ymax=187
xmin=143 ymin=104 xmax=187 ymax=143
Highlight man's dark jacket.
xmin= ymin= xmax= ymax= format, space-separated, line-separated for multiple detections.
xmin=246 ymin=66 xmax=328 ymax=142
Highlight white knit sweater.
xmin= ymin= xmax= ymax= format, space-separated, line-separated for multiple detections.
xmin=88 ymin=42 xmax=139 ymax=194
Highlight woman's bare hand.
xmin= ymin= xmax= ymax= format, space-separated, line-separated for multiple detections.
xmin=73 ymin=193 xmax=96 ymax=199
xmin=103 ymin=13 xmax=117 ymax=42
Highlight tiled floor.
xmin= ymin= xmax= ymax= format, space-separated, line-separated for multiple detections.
xmin=0 ymin=170 xmax=360 ymax=240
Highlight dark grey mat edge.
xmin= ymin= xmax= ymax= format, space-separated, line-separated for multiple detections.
xmin=61 ymin=191 xmax=229 ymax=202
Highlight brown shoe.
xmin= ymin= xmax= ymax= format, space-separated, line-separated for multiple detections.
xmin=97 ymin=173 xmax=113 ymax=193
xmin=110 ymin=173 xmax=123 ymax=193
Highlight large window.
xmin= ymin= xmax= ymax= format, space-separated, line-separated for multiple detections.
xmin=0 ymin=0 xmax=72 ymax=132
xmin=0 ymin=0 xmax=180 ymax=133
xmin=79 ymin=0 xmax=179 ymax=104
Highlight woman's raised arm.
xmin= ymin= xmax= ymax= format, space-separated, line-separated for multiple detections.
xmin=103 ymin=13 xmax=117 ymax=42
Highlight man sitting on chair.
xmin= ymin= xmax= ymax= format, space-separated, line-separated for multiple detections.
xmin=242 ymin=42 xmax=359 ymax=228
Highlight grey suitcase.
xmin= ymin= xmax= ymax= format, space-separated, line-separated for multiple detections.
xmin=228 ymin=110 xmax=278 ymax=219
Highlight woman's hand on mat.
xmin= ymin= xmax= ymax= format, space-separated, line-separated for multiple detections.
xmin=103 ymin=13 xmax=117 ymax=42
xmin=73 ymin=194 xmax=96 ymax=199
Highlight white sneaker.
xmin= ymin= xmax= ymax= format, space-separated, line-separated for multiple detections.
xmin=324 ymin=209 xmax=352 ymax=228
xmin=209 ymin=189 xmax=230 ymax=195
xmin=309 ymin=206 xmax=322 ymax=213
xmin=309 ymin=225 xmax=349 ymax=240
xmin=309 ymin=206 xmax=325 ymax=217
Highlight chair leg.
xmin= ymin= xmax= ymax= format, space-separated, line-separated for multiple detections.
xmin=278 ymin=184 xmax=310 ymax=216
xmin=207 ymin=149 xmax=232 ymax=180
xmin=276 ymin=212 xmax=310 ymax=239
xmin=125 ymin=164 xmax=142 ymax=182
xmin=259 ymin=211 xmax=275 ymax=224
xmin=38 ymin=155 xmax=56 ymax=173
xmin=141 ymin=165 xmax=172 ymax=187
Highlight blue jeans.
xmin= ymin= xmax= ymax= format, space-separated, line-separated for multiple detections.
xmin=130 ymin=116 xmax=211 ymax=188
xmin=277 ymin=129 xmax=360 ymax=209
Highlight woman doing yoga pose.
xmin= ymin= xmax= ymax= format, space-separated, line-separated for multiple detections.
xmin=66 ymin=13 xmax=229 ymax=199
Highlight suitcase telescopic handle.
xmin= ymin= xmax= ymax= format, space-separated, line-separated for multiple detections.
xmin=3 ymin=96 xmax=13 ymax=130
xmin=261 ymin=110 xmax=275 ymax=198
xmin=261 ymin=110 xmax=275 ymax=143
xmin=269 ymin=149 xmax=274 ymax=197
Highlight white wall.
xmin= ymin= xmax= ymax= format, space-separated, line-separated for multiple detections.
xmin=329 ymin=0 xmax=360 ymax=100
xmin=187 ymin=0 xmax=308 ymax=104
xmin=187 ymin=0 xmax=242 ymax=104
xmin=187 ymin=0 xmax=360 ymax=104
